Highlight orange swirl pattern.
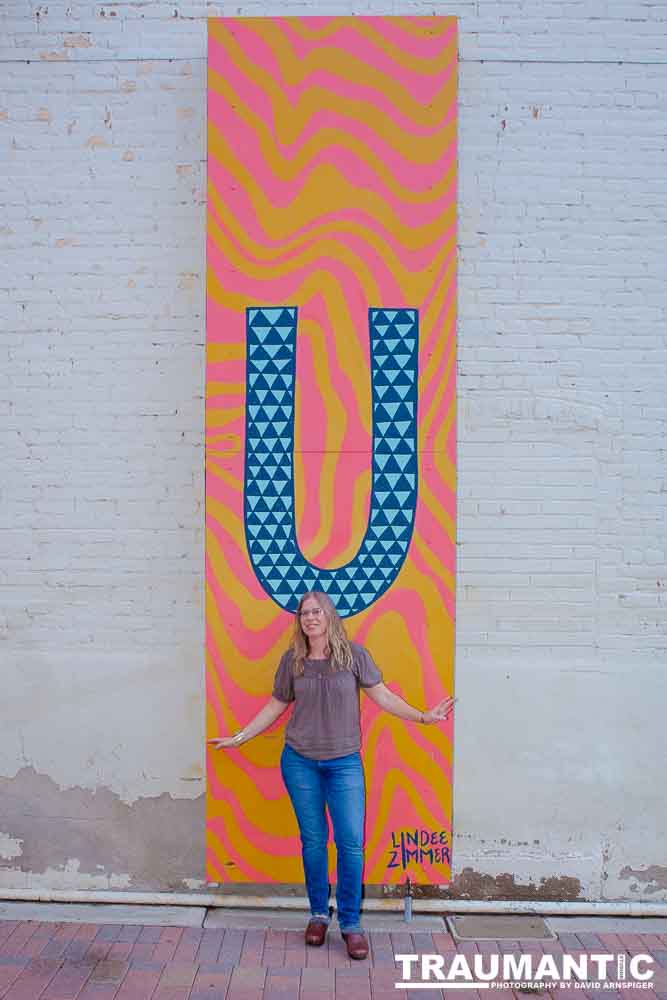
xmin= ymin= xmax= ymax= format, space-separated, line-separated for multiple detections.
xmin=206 ymin=16 xmax=457 ymax=885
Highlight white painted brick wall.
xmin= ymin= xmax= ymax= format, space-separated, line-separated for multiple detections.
xmin=1 ymin=1 xmax=665 ymax=899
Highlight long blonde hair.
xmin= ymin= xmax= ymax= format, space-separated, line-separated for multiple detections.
xmin=292 ymin=591 xmax=353 ymax=677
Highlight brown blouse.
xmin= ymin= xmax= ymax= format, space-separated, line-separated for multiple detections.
xmin=272 ymin=642 xmax=383 ymax=760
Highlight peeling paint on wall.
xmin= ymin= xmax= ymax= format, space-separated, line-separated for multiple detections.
xmin=619 ymin=865 xmax=667 ymax=893
xmin=0 ymin=833 xmax=23 ymax=861
xmin=446 ymin=867 xmax=582 ymax=902
xmin=0 ymin=768 xmax=204 ymax=891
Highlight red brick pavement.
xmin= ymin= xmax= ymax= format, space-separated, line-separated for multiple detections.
xmin=0 ymin=920 xmax=666 ymax=1000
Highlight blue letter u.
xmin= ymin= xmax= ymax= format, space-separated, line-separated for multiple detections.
xmin=244 ymin=306 xmax=418 ymax=618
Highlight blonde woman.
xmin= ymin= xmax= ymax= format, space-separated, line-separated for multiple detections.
xmin=209 ymin=591 xmax=453 ymax=961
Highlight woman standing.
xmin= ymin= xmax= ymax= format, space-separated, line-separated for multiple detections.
xmin=209 ymin=591 xmax=454 ymax=960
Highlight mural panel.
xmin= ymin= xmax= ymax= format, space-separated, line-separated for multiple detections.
xmin=206 ymin=16 xmax=457 ymax=885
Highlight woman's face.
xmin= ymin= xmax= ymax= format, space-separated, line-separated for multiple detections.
xmin=299 ymin=596 xmax=328 ymax=642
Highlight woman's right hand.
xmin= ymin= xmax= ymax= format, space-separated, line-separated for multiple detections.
xmin=206 ymin=698 xmax=287 ymax=752
xmin=208 ymin=733 xmax=244 ymax=750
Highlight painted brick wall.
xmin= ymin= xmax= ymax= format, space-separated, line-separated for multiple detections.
xmin=1 ymin=1 xmax=665 ymax=900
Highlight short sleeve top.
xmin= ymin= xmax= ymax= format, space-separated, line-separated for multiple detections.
xmin=272 ymin=642 xmax=382 ymax=760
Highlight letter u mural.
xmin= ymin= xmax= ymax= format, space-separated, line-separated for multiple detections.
xmin=245 ymin=306 xmax=418 ymax=616
xmin=206 ymin=17 xmax=457 ymax=885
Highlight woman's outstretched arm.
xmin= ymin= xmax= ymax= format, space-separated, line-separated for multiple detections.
xmin=208 ymin=696 xmax=290 ymax=749
xmin=363 ymin=683 xmax=454 ymax=725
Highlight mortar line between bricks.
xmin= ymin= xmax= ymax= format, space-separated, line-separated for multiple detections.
xmin=473 ymin=58 xmax=667 ymax=65
xmin=2 ymin=56 xmax=667 ymax=66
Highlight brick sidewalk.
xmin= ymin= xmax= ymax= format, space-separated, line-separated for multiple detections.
xmin=0 ymin=918 xmax=666 ymax=999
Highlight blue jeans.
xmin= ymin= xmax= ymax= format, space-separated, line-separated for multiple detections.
xmin=280 ymin=745 xmax=365 ymax=934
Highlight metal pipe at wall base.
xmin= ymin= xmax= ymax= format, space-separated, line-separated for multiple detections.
xmin=1 ymin=888 xmax=667 ymax=916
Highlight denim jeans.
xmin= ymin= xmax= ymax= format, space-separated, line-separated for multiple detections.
xmin=280 ymin=744 xmax=365 ymax=934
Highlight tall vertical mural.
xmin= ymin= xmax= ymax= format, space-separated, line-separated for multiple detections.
xmin=206 ymin=16 xmax=457 ymax=885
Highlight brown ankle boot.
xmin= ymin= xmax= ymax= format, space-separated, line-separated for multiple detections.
xmin=342 ymin=931 xmax=369 ymax=960
xmin=305 ymin=919 xmax=328 ymax=947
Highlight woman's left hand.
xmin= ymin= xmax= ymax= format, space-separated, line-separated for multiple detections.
xmin=423 ymin=696 xmax=456 ymax=724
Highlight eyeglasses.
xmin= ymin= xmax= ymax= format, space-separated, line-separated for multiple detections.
xmin=299 ymin=608 xmax=323 ymax=618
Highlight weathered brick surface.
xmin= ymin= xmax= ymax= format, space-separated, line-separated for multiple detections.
xmin=0 ymin=0 xmax=665 ymax=900
xmin=0 ymin=919 xmax=664 ymax=996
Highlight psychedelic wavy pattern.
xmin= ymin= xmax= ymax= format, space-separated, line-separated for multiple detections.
xmin=206 ymin=16 xmax=457 ymax=886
